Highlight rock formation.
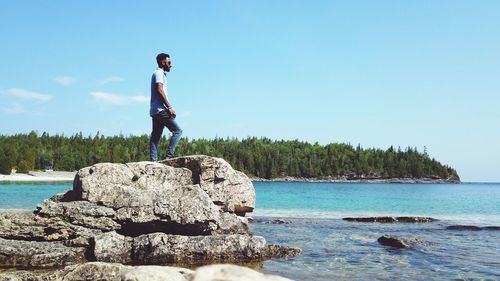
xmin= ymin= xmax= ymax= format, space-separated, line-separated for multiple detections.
xmin=0 ymin=262 xmax=293 ymax=281
xmin=0 ymin=155 xmax=300 ymax=273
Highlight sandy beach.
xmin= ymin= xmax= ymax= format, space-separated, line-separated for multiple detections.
xmin=0 ymin=171 xmax=76 ymax=182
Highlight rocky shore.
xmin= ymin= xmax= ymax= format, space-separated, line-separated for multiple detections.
xmin=0 ymin=155 xmax=300 ymax=280
xmin=0 ymin=171 xmax=459 ymax=184
xmin=253 ymin=175 xmax=460 ymax=184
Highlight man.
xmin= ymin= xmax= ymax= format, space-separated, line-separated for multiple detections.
xmin=150 ymin=53 xmax=183 ymax=161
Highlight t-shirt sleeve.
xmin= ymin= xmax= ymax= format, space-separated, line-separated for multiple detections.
xmin=154 ymin=70 xmax=164 ymax=84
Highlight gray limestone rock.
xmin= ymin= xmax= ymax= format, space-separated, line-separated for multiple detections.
xmin=132 ymin=233 xmax=268 ymax=264
xmin=0 ymin=262 xmax=292 ymax=281
xmin=0 ymin=211 xmax=76 ymax=242
xmin=93 ymin=231 xmax=134 ymax=264
xmin=120 ymin=265 xmax=192 ymax=281
xmin=161 ymin=155 xmax=255 ymax=215
xmin=191 ymin=264 xmax=293 ymax=281
xmin=36 ymin=200 xmax=120 ymax=231
xmin=0 ymin=155 xmax=300 ymax=271
xmin=0 ymin=237 xmax=86 ymax=269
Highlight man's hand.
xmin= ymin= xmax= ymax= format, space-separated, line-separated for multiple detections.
xmin=168 ymin=107 xmax=176 ymax=117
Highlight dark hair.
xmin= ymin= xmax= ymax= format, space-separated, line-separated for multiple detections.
xmin=156 ymin=53 xmax=170 ymax=66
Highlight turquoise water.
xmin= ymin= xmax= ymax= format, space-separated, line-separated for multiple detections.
xmin=0 ymin=182 xmax=70 ymax=210
xmin=253 ymin=182 xmax=500 ymax=225
xmin=251 ymin=182 xmax=500 ymax=280
xmin=1 ymin=181 xmax=500 ymax=280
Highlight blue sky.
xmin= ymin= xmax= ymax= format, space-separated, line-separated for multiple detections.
xmin=0 ymin=1 xmax=499 ymax=182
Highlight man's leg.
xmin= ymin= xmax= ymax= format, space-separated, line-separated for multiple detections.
xmin=165 ymin=118 xmax=183 ymax=158
xmin=150 ymin=115 xmax=165 ymax=161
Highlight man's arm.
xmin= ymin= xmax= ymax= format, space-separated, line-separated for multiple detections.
xmin=156 ymin=83 xmax=176 ymax=117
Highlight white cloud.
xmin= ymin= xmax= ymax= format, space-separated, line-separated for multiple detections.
xmin=2 ymin=103 xmax=25 ymax=114
xmin=90 ymin=92 xmax=148 ymax=105
xmin=53 ymin=76 xmax=77 ymax=86
xmin=99 ymin=76 xmax=125 ymax=84
xmin=131 ymin=95 xmax=149 ymax=103
xmin=0 ymin=88 xmax=52 ymax=101
xmin=181 ymin=111 xmax=192 ymax=118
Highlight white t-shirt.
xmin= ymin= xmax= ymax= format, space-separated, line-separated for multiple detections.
xmin=150 ymin=68 xmax=168 ymax=116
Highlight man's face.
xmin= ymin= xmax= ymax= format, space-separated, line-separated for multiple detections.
xmin=162 ymin=58 xmax=172 ymax=72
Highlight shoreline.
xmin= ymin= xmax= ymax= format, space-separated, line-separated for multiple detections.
xmin=0 ymin=171 xmax=458 ymax=184
xmin=0 ymin=171 xmax=76 ymax=182
xmin=252 ymin=176 xmax=460 ymax=184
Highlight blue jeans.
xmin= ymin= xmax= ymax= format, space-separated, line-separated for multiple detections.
xmin=150 ymin=111 xmax=183 ymax=161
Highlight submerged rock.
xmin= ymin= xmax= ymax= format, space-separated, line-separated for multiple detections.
xmin=446 ymin=225 xmax=500 ymax=231
xmin=377 ymin=235 xmax=409 ymax=248
xmin=343 ymin=216 xmax=437 ymax=223
xmin=0 ymin=155 xmax=300 ymax=270
xmin=377 ymin=235 xmax=428 ymax=249
xmin=263 ymin=219 xmax=292 ymax=224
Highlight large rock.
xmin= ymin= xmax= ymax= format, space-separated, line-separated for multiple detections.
xmin=93 ymin=231 xmax=301 ymax=265
xmin=68 ymin=161 xmax=242 ymax=235
xmin=0 ymin=155 xmax=300 ymax=270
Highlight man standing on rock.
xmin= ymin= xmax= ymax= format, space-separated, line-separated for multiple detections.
xmin=150 ymin=53 xmax=183 ymax=161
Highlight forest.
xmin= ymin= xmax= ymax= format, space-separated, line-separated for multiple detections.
xmin=0 ymin=131 xmax=459 ymax=181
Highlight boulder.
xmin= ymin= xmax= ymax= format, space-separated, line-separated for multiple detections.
xmin=68 ymin=161 xmax=242 ymax=236
xmin=377 ymin=235 xmax=409 ymax=248
xmin=0 ymin=155 xmax=300 ymax=270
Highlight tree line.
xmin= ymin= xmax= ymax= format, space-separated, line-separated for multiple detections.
xmin=0 ymin=131 xmax=459 ymax=180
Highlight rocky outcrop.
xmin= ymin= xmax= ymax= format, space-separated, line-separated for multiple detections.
xmin=343 ymin=216 xmax=437 ymax=223
xmin=0 ymin=262 xmax=294 ymax=281
xmin=0 ymin=237 xmax=87 ymax=269
xmin=0 ymin=155 xmax=300 ymax=271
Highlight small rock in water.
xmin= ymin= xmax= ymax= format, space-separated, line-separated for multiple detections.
xmin=377 ymin=235 xmax=409 ymax=248
xmin=377 ymin=235 xmax=428 ymax=249
xmin=264 ymin=219 xmax=292 ymax=224
xmin=446 ymin=225 xmax=482 ymax=231
xmin=483 ymin=226 xmax=500 ymax=231
xmin=446 ymin=225 xmax=500 ymax=231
